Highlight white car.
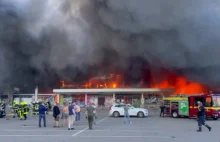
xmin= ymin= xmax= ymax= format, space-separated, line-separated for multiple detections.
xmin=109 ymin=103 xmax=148 ymax=118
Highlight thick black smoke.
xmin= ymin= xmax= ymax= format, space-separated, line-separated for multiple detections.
xmin=98 ymin=0 xmax=220 ymax=88
xmin=0 ymin=0 xmax=220 ymax=91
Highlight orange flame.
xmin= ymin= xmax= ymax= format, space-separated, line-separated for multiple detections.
xmin=60 ymin=72 xmax=209 ymax=95
xmin=151 ymin=76 xmax=208 ymax=94
xmin=113 ymin=84 xmax=117 ymax=88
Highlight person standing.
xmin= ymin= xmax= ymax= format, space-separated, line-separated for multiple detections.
xmin=62 ymin=102 xmax=69 ymax=127
xmin=86 ymin=103 xmax=95 ymax=130
xmin=92 ymin=103 xmax=97 ymax=125
xmin=160 ymin=102 xmax=165 ymax=117
xmin=197 ymin=101 xmax=211 ymax=132
xmin=23 ymin=102 xmax=29 ymax=120
xmin=75 ymin=102 xmax=81 ymax=121
xmin=38 ymin=102 xmax=47 ymax=128
xmin=53 ymin=102 xmax=60 ymax=128
xmin=124 ymin=104 xmax=131 ymax=124
xmin=68 ymin=102 xmax=75 ymax=130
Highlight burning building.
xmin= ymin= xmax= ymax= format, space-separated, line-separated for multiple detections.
xmin=0 ymin=0 xmax=219 ymax=104
xmin=54 ymin=70 xmax=209 ymax=106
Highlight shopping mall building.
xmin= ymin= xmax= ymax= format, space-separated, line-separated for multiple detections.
xmin=53 ymin=88 xmax=174 ymax=107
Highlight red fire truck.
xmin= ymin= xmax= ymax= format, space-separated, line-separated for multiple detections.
xmin=163 ymin=94 xmax=220 ymax=120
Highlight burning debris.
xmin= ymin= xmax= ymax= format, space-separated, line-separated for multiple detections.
xmin=0 ymin=0 xmax=220 ymax=92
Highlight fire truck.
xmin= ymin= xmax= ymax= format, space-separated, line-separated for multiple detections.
xmin=162 ymin=94 xmax=220 ymax=120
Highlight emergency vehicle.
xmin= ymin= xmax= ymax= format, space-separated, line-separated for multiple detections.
xmin=162 ymin=94 xmax=220 ymax=120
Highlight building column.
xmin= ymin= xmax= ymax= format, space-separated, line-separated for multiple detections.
xmin=112 ymin=93 xmax=115 ymax=104
xmin=141 ymin=93 xmax=144 ymax=106
xmin=85 ymin=94 xmax=87 ymax=105
xmin=34 ymin=86 xmax=38 ymax=102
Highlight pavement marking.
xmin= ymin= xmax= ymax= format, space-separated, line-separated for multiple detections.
xmin=22 ymin=125 xmax=87 ymax=128
xmin=0 ymin=129 xmax=82 ymax=132
xmin=72 ymin=127 xmax=88 ymax=137
xmin=83 ymin=130 xmax=163 ymax=132
xmin=22 ymin=126 xmax=38 ymax=127
xmin=78 ymin=136 xmax=175 ymax=139
xmin=91 ymin=126 xmax=160 ymax=129
xmin=0 ymin=135 xmax=71 ymax=137
xmin=72 ymin=116 xmax=108 ymax=137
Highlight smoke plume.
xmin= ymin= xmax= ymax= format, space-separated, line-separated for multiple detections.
xmin=1 ymin=0 xmax=220 ymax=91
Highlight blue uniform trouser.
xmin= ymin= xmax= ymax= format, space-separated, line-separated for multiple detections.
xmin=124 ymin=112 xmax=130 ymax=123
xmin=198 ymin=116 xmax=205 ymax=127
xmin=39 ymin=114 xmax=46 ymax=127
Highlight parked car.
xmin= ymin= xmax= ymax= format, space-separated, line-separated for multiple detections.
xmin=109 ymin=103 xmax=148 ymax=118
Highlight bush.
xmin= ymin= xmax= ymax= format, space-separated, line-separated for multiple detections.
xmin=133 ymin=100 xmax=141 ymax=107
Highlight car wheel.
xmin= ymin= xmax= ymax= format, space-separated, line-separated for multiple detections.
xmin=137 ymin=112 xmax=144 ymax=118
xmin=213 ymin=117 xmax=218 ymax=120
xmin=172 ymin=111 xmax=178 ymax=118
xmin=113 ymin=111 xmax=120 ymax=118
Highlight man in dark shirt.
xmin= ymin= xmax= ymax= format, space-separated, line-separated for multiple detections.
xmin=86 ymin=103 xmax=95 ymax=130
xmin=160 ymin=103 xmax=165 ymax=117
xmin=53 ymin=103 xmax=60 ymax=128
xmin=38 ymin=102 xmax=47 ymax=128
xmin=197 ymin=101 xmax=211 ymax=132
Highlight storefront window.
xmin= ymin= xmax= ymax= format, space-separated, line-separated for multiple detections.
xmin=72 ymin=94 xmax=85 ymax=102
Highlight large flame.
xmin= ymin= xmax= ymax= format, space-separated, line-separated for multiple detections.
xmin=60 ymin=71 xmax=209 ymax=94
xmin=60 ymin=74 xmax=122 ymax=89
xmin=150 ymin=72 xmax=209 ymax=94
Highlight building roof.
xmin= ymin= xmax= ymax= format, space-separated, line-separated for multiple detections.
xmin=13 ymin=94 xmax=55 ymax=96
xmin=53 ymin=88 xmax=174 ymax=94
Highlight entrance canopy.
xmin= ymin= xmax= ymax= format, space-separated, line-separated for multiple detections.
xmin=53 ymin=88 xmax=174 ymax=94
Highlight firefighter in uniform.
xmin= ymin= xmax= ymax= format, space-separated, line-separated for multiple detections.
xmin=44 ymin=102 xmax=49 ymax=114
xmin=22 ymin=102 xmax=29 ymax=120
xmin=197 ymin=101 xmax=211 ymax=132
xmin=18 ymin=103 xmax=24 ymax=120
xmin=160 ymin=102 xmax=165 ymax=117
xmin=0 ymin=100 xmax=6 ymax=117
xmin=12 ymin=101 xmax=19 ymax=118
xmin=32 ymin=102 xmax=39 ymax=115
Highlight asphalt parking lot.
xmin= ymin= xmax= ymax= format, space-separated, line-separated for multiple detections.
xmin=0 ymin=109 xmax=219 ymax=142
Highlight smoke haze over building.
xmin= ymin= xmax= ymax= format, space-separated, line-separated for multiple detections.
xmin=0 ymin=0 xmax=220 ymax=91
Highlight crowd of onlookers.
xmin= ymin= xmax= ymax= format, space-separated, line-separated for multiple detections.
xmin=38 ymin=101 xmax=97 ymax=130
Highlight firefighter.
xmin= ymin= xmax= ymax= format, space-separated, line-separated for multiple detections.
xmin=0 ymin=100 xmax=6 ymax=118
xmin=18 ymin=103 xmax=24 ymax=120
xmin=32 ymin=102 xmax=36 ymax=115
xmin=48 ymin=102 xmax=52 ymax=110
xmin=22 ymin=102 xmax=29 ymax=120
xmin=160 ymin=102 xmax=165 ymax=117
xmin=44 ymin=102 xmax=49 ymax=114
xmin=32 ymin=102 xmax=39 ymax=115
xmin=197 ymin=101 xmax=211 ymax=132
xmin=1 ymin=100 xmax=5 ymax=111
xmin=12 ymin=101 xmax=19 ymax=118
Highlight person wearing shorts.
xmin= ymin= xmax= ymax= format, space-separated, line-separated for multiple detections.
xmin=62 ymin=102 xmax=69 ymax=127
xmin=53 ymin=103 xmax=60 ymax=128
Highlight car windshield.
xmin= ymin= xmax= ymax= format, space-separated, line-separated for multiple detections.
xmin=212 ymin=96 xmax=220 ymax=107
xmin=128 ymin=105 xmax=135 ymax=108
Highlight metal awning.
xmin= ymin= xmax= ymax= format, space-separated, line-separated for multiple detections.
xmin=53 ymin=88 xmax=175 ymax=94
